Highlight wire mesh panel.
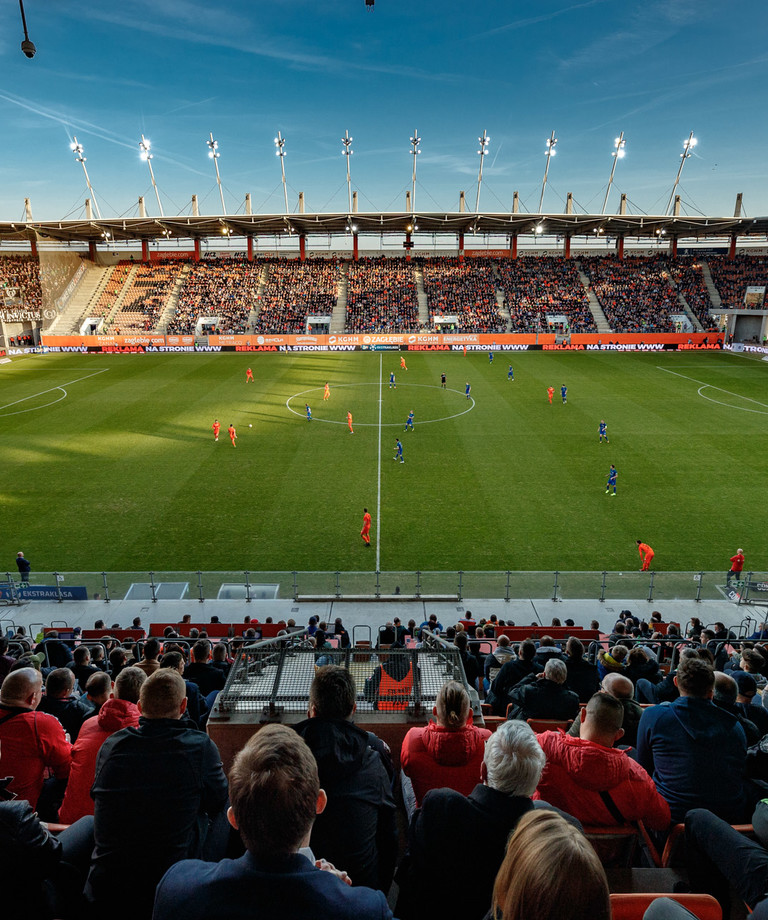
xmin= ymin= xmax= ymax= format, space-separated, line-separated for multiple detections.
xmin=214 ymin=636 xmax=470 ymax=719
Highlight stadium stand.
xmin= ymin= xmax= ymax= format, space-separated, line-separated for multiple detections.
xmin=668 ymin=257 xmax=719 ymax=331
xmin=256 ymin=258 xmax=339 ymax=334
xmin=708 ymin=254 xmax=768 ymax=311
xmin=112 ymin=261 xmax=182 ymax=332
xmin=346 ymin=256 xmax=419 ymax=332
xmin=0 ymin=254 xmax=42 ymax=312
xmin=421 ymin=257 xmax=505 ymax=332
xmin=168 ymin=259 xmax=259 ymax=334
xmin=497 ymin=256 xmax=598 ymax=333
xmin=580 ymin=255 xmax=679 ymax=333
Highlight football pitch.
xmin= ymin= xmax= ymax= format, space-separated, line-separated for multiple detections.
xmin=1 ymin=349 xmax=767 ymax=576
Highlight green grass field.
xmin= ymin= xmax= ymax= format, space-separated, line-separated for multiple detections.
xmin=1 ymin=349 xmax=767 ymax=575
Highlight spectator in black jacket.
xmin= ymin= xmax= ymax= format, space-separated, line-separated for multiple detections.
xmin=37 ymin=668 xmax=93 ymax=742
xmin=507 ymin=659 xmax=580 ymax=723
xmin=564 ymin=637 xmax=599 ymax=703
xmin=70 ymin=646 xmax=99 ymax=692
xmin=487 ymin=640 xmax=542 ymax=716
xmin=735 ymin=673 xmax=768 ymax=736
xmin=184 ymin=640 xmax=226 ymax=701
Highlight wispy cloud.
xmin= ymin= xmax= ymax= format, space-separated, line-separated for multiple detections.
xmin=469 ymin=0 xmax=612 ymax=41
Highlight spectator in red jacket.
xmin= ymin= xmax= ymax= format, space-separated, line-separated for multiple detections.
xmin=400 ymin=680 xmax=491 ymax=813
xmin=59 ymin=666 xmax=146 ymax=824
xmin=0 ymin=667 xmax=71 ymax=809
xmin=534 ymin=691 xmax=670 ymax=831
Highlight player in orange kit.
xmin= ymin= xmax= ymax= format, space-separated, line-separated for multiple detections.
xmin=212 ymin=419 xmax=220 ymax=442
xmin=324 ymin=382 xmax=330 ymax=400
xmin=361 ymin=507 xmax=372 ymax=547
xmin=547 ymin=386 xmax=554 ymax=404
xmin=347 ymin=411 xmax=354 ymax=433
xmin=400 ymin=356 xmax=407 ymax=370
xmin=228 ymin=424 xmax=237 ymax=447
xmin=246 ymin=367 xmax=254 ymax=382
xmin=637 ymin=540 xmax=655 ymax=571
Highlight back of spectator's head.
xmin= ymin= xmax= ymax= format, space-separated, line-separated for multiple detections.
xmin=46 ymin=667 xmax=75 ymax=698
xmin=435 ymin=680 xmax=470 ymax=730
xmin=519 ymin=639 xmax=536 ymax=662
xmin=189 ymin=628 xmax=200 ymax=639
xmin=544 ymin=659 xmax=567 ymax=684
xmin=309 ymin=665 xmax=356 ymax=720
xmin=742 ymin=648 xmax=765 ymax=674
xmin=94 ymin=619 xmax=105 ymax=630
xmin=0 ymin=667 xmax=42 ymax=706
xmin=192 ymin=640 xmax=211 ymax=662
xmin=675 ymin=656 xmax=715 ymax=699
xmin=143 ymin=637 xmax=161 ymax=660
xmin=213 ymin=642 xmax=228 ymax=662
xmin=696 ymin=647 xmax=715 ymax=666
xmin=550 ymin=618 xmax=562 ymax=628
xmin=73 ymin=645 xmax=91 ymax=665
xmin=713 ymin=671 xmax=738 ymax=706
xmin=47 ymin=630 xmax=59 ymax=639
xmin=627 ymin=647 xmax=648 ymax=667
xmin=678 ymin=646 xmax=698 ymax=663
xmin=498 ymin=634 xmax=511 ymax=649
xmin=600 ymin=672 xmax=634 ymax=699
xmin=132 ymin=617 xmax=142 ymax=628
xmin=115 ymin=666 xmax=147 ymax=704
xmin=492 ymin=810 xmax=610 ymax=920
xmin=565 ymin=619 xmax=575 ymax=628
xmin=590 ymin=620 xmax=600 ymax=631
xmin=582 ymin=692 xmax=624 ymax=745
xmin=159 ymin=651 xmax=184 ymax=673
xmin=85 ymin=671 xmax=112 ymax=702
xmin=454 ymin=631 xmax=468 ymax=652
xmin=714 ymin=622 xmax=726 ymax=633
xmin=483 ymin=720 xmax=545 ymax=796
xmin=109 ymin=647 xmax=127 ymax=668
xmin=613 ymin=622 xmax=626 ymax=635
xmin=565 ymin=637 xmax=584 ymax=660
xmin=139 ymin=669 xmax=187 ymax=719
xmin=540 ymin=635 xmax=555 ymax=648
xmin=228 ymin=724 xmax=321 ymax=859
xmin=609 ymin=645 xmax=629 ymax=664
xmin=734 ymin=672 xmax=758 ymax=700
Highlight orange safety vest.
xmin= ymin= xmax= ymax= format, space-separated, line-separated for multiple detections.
xmin=378 ymin=662 xmax=413 ymax=711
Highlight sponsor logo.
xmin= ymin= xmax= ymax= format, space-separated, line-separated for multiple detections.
xmin=295 ymin=336 xmax=318 ymax=345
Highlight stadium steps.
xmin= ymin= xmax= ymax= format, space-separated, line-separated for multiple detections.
xmin=157 ymin=264 xmax=191 ymax=332
xmin=700 ymin=261 xmax=723 ymax=310
xmin=575 ymin=261 xmax=611 ymax=333
xmin=246 ymin=263 xmax=270 ymax=329
xmin=413 ymin=266 xmax=429 ymax=327
xmin=47 ymin=264 xmax=111 ymax=334
xmin=674 ymin=290 xmax=704 ymax=332
xmin=331 ymin=264 xmax=348 ymax=333
xmin=104 ymin=263 xmax=139 ymax=328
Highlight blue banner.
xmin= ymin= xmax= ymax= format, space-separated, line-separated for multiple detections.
xmin=0 ymin=584 xmax=88 ymax=601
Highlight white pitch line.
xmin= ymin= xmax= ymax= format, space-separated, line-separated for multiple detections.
xmin=0 ymin=368 xmax=110 ymax=413
xmin=657 ymin=365 xmax=768 ymax=413
xmin=376 ymin=353 xmax=382 ymax=571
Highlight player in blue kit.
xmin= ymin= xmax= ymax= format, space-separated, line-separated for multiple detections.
xmin=599 ymin=419 xmax=609 ymax=443
xmin=389 ymin=372 xmax=396 ymax=389
xmin=606 ymin=464 xmax=617 ymax=495
xmin=404 ymin=410 xmax=414 ymax=431
xmin=465 ymin=382 xmax=471 ymax=399
xmin=305 ymin=403 xmax=312 ymax=421
xmin=561 ymin=384 xmax=568 ymax=404
xmin=488 ymin=350 xmax=493 ymax=363
xmin=393 ymin=438 xmax=404 ymax=463
xmin=507 ymin=365 xmax=514 ymax=381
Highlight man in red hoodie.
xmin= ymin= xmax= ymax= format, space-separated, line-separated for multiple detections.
xmin=59 ymin=666 xmax=146 ymax=824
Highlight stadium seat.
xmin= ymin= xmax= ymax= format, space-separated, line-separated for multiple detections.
xmin=660 ymin=823 xmax=756 ymax=868
xmin=584 ymin=821 xmax=661 ymax=868
xmin=610 ymin=893 xmax=721 ymax=920
xmin=525 ymin=717 xmax=573 ymax=733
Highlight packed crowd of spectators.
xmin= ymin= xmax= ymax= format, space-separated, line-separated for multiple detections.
xmin=580 ymin=255 xmax=679 ymax=333
xmin=4 ymin=609 xmax=768 ymax=920
xmin=113 ymin=262 xmax=182 ymax=332
xmin=0 ymin=255 xmax=43 ymax=312
xmin=168 ymin=260 xmax=260 ymax=335
xmin=497 ymin=257 xmax=598 ymax=333
xmin=421 ymin=258 xmax=505 ymax=333
xmin=346 ymin=257 xmax=419 ymax=332
xmin=255 ymin=258 xmax=339 ymax=334
xmin=708 ymin=254 xmax=768 ymax=311
xmin=667 ymin=257 xmax=719 ymax=331
xmin=92 ymin=263 xmax=132 ymax=322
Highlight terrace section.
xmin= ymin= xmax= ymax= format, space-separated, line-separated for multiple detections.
xmin=112 ymin=260 xmax=184 ymax=333
xmin=667 ymin=257 xmax=719 ymax=331
xmin=346 ymin=257 xmax=419 ymax=333
xmin=168 ymin=259 xmax=260 ymax=335
xmin=580 ymin=255 xmax=679 ymax=333
xmin=421 ymin=257 xmax=505 ymax=333
xmin=708 ymin=254 xmax=768 ymax=311
xmin=497 ymin=256 xmax=597 ymax=333
xmin=255 ymin=258 xmax=340 ymax=334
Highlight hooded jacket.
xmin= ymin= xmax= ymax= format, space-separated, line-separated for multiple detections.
xmin=294 ymin=717 xmax=396 ymax=892
xmin=400 ymin=719 xmax=491 ymax=806
xmin=59 ymin=696 xmax=140 ymax=824
xmin=533 ymin=730 xmax=670 ymax=829
xmin=637 ymin=696 xmax=749 ymax=823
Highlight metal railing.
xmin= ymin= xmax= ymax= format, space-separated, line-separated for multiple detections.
xmin=2 ymin=570 xmax=767 ymax=604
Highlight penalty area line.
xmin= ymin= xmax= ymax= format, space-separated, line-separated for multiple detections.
xmin=656 ymin=366 xmax=768 ymax=414
xmin=0 ymin=368 xmax=110 ymax=414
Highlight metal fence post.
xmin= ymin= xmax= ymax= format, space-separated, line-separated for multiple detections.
xmin=599 ymin=571 xmax=607 ymax=603
xmin=149 ymin=571 xmax=157 ymax=603
xmin=292 ymin=571 xmax=298 ymax=601
xmin=504 ymin=570 xmax=511 ymax=603
xmin=647 ymin=571 xmax=655 ymax=603
xmin=54 ymin=572 xmax=63 ymax=603
xmin=375 ymin=570 xmax=381 ymax=599
xmin=458 ymin=571 xmax=463 ymax=602
xmin=695 ymin=571 xmax=703 ymax=603
xmin=244 ymin=571 xmax=251 ymax=603
xmin=744 ymin=572 xmax=754 ymax=605
xmin=335 ymin=571 xmax=341 ymax=599
xmin=552 ymin=571 xmax=559 ymax=603
xmin=102 ymin=571 xmax=110 ymax=603
xmin=415 ymin=570 xmax=421 ymax=599
xmin=197 ymin=571 xmax=204 ymax=603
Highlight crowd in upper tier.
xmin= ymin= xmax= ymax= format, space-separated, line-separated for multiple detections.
xmin=3 ymin=251 xmax=766 ymax=337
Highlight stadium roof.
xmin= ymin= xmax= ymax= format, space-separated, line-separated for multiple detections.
xmin=0 ymin=211 xmax=766 ymax=245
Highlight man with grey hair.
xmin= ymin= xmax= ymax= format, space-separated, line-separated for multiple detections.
xmin=507 ymin=657 xmax=580 ymax=722
xmin=396 ymin=720 xmax=568 ymax=920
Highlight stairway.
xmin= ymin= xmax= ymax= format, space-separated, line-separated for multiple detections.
xmin=674 ymin=289 xmax=703 ymax=332
xmin=104 ymin=264 xmax=138 ymax=329
xmin=245 ymin=263 xmax=269 ymax=330
xmin=331 ymin=263 xmax=348 ymax=333
xmin=157 ymin=264 xmax=191 ymax=332
xmin=701 ymin=261 xmax=723 ymax=310
xmin=575 ymin=261 xmax=611 ymax=332
xmin=414 ymin=265 xmax=429 ymax=327
xmin=47 ymin=264 xmax=110 ymax=334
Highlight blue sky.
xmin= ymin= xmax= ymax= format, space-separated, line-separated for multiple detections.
xmin=1 ymin=0 xmax=766 ymax=223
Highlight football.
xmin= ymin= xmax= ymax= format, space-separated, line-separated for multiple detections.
xmin=248 ymin=423 xmax=252 ymax=428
